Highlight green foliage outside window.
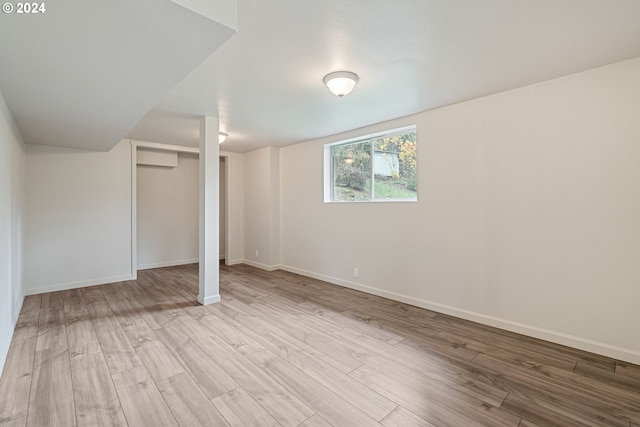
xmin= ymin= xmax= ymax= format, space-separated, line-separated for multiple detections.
xmin=331 ymin=128 xmax=417 ymax=201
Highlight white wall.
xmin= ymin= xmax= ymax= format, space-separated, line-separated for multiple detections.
xmin=0 ymin=91 xmax=25 ymax=375
xmin=278 ymin=57 xmax=640 ymax=364
xmin=243 ymin=147 xmax=280 ymax=269
xmin=269 ymin=149 xmax=280 ymax=266
xmin=24 ymin=141 xmax=133 ymax=293
xmin=219 ymin=157 xmax=226 ymax=258
xmin=137 ymin=152 xmax=199 ymax=269
xmin=221 ymin=151 xmax=244 ymax=265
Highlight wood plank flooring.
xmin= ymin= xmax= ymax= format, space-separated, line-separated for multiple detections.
xmin=1 ymin=263 xmax=639 ymax=426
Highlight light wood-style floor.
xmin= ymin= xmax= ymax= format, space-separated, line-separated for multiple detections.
xmin=1 ymin=264 xmax=639 ymax=427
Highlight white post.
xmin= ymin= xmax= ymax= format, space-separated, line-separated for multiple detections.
xmin=198 ymin=116 xmax=220 ymax=305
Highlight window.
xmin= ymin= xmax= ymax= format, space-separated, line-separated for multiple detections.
xmin=324 ymin=125 xmax=417 ymax=202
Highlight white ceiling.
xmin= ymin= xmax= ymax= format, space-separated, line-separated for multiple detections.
xmin=4 ymin=1 xmax=640 ymax=153
xmin=0 ymin=0 xmax=235 ymax=151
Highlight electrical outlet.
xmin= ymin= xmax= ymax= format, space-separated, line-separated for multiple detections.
xmin=353 ymin=267 xmax=359 ymax=278
xmin=255 ymin=250 xmax=259 ymax=258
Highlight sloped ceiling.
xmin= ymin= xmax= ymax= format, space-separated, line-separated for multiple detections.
xmin=0 ymin=0 xmax=236 ymax=151
xmin=3 ymin=1 xmax=640 ymax=154
xmin=129 ymin=0 xmax=640 ymax=153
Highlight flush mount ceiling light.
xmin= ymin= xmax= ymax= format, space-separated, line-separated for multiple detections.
xmin=218 ymin=132 xmax=228 ymax=144
xmin=323 ymin=71 xmax=359 ymax=97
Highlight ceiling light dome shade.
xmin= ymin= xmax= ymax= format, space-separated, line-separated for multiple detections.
xmin=323 ymin=71 xmax=359 ymax=97
xmin=218 ymin=132 xmax=228 ymax=144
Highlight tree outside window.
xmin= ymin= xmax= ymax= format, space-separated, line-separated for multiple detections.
xmin=330 ymin=126 xmax=417 ymax=202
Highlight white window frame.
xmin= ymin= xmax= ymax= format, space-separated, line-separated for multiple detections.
xmin=323 ymin=125 xmax=417 ymax=203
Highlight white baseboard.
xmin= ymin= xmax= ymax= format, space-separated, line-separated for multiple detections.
xmin=25 ymin=274 xmax=135 ymax=296
xmin=137 ymin=258 xmax=199 ymax=270
xmin=0 ymin=294 xmax=24 ymax=378
xmin=240 ymin=259 xmax=280 ymax=272
xmin=198 ymin=293 xmax=221 ymax=305
xmin=278 ymin=264 xmax=640 ymax=366
xmin=0 ymin=330 xmax=11 ymax=380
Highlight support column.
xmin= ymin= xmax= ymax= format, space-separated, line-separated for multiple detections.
xmin=198 ymin=116 xmax=220 ymax=305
